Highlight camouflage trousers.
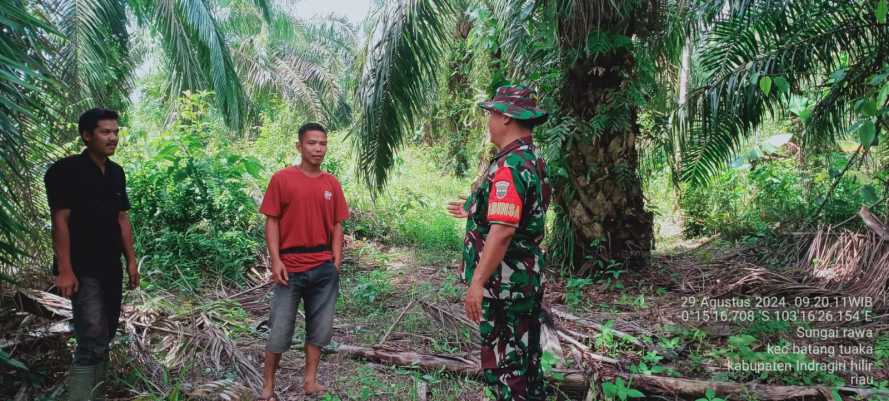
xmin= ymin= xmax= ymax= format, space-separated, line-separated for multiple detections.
xmin=479 ymin=297 xmax=547 ymax=401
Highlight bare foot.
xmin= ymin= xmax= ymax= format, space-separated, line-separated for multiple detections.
xmin=304 ymin=382 xmax=327 ymax=395
xmin=256 ymin=390 xmax=277 ymax=401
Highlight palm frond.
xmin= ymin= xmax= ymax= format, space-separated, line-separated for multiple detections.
xmin=151 ymin=0 xmax=248 ymax=131
xmin=352 ymin=0 xmax=456 ymax=191
xmin=44 ymin=0 xmax=132 ymax=111
xmin=655 ymin=0 xmax=729 ymax=61
xmin=679 ymin=0 xmax=888 ymax=186
xmin=274 ymin=54 xmax=326 ymax=120
xmin=301 ymin=15 xmax=359 ymax=64
xmin=249 ymin=0 xmax=271 ymax=22
xmin=489 ymin=0 xmax=536 ymax=68
xmin=233 ymin=37 xmax=274 ymax=96
xmin=635 ymin=0 xmax=734 ymax=186
xmin=283 ymin=50 xmax=351 ymax=126
xmin=0 ymin=0 xmax=62 ymax=266
xmin=292 ymin=18 xmax=358 ymax=125
xmin=227 ymin=7 xmax=354 ymax=128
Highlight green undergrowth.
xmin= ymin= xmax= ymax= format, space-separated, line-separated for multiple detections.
xmin=681 ymin=155 xmax=885 ymax=242
xmin=331 ymin=143 xmax=470 ymax=255
xmin=116 ymin=93 xmax=471 ymax=294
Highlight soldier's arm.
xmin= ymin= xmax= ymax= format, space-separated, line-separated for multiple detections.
xmin=474 ymin=163 xmax=524 ymax=285
xmin=465 ymin=224 xmax=515 ymax=322
xmin=469 ymin=224 xmax=516 ymax=289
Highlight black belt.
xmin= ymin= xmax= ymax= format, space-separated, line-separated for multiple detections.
xmin=280 ymin=245 xmax=331 ymax=254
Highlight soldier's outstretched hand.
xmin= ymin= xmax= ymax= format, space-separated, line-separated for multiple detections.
xmin=447 ymin=196 xmax=469 ymax=219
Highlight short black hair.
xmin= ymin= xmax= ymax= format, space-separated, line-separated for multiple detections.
xmin=298 ymin=122 xmax=327 ymax=141
xmin=78 ymin=108 xmax=119 ymax=137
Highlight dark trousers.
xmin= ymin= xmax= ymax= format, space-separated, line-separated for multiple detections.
xmin=479 ymin=297 xmax=547 ymax=401
xmin=71 ymin=276 xmax=122 ymax=366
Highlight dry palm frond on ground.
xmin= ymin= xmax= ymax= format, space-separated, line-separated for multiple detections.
xmin=802 ymin=225 xmax=889 ymax=309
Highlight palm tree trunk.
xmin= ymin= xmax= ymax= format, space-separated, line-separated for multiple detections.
xmin=555 ymin=8 xmax=655 ymax=271
xmin=678 ymin=42 xmax=691 ymax=107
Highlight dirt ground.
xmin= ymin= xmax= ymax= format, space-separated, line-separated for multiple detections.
xmin=3 ymin=237 xmax=887 ymax=400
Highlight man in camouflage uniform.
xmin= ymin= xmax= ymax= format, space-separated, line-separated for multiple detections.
xmin=447 ymin=85 xmax=551 ymax=401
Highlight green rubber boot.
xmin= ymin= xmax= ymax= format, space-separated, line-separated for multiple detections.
xmin=94 ymin=358 xmax=108 ymax=401
xmin=67 ymin=364 xmax=97 ymax=401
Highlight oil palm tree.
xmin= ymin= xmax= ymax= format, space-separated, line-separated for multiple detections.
xmin=225 ymin=7 xmax=357 ymax=129
xmin=34 ymin=0 xmax=270 ymax=131
xmin=0 ymin=0 xmax=61 ymax=270
xmin=0 ymin=0 xmax=268 ymax=268
xmin=351 ymin=0 xmax=659 ymax=269
xmin=351 ymin=0 xmax=887 ymax=270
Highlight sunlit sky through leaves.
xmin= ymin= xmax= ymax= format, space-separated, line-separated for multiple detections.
xmin=277 ymin=0 xmax=373 ymax=23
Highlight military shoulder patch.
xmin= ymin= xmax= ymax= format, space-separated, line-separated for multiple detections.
xmin=495 ymin=181 xmax=509 ymax=199
xmin=487 ymin=167 xmax=522 ymax=225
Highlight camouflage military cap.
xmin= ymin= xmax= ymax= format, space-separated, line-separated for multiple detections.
xmin=479 ymin=84 xmax=548 ymax=122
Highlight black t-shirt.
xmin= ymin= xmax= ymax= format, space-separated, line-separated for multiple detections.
xmin=44 ymin=150 xmax=130 ymax=278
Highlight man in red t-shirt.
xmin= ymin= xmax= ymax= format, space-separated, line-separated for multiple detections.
xmin=257 ymin=123 xmax=349 ymax=400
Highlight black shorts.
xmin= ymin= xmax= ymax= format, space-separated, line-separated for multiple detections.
xmin=266 ymin=261 xmax=339 ymax=352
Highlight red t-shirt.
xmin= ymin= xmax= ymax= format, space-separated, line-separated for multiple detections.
xmin=260 ymin=167 xmax=349 ymax=272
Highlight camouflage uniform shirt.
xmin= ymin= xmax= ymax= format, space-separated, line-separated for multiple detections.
xmin=462 ymin=136 xmax=551 ymax=300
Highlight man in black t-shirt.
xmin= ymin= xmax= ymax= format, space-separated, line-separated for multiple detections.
xmin=44 ymin=108 xmax=139 ymax=401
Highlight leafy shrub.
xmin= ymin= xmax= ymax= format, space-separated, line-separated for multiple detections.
xmin=395 ymin=208 xmax=463 ymax=251
xmin=742 ymin=315 xmax=791 ymax=341
xmin=681 ymin=154 xmax=880 ymax=241
xmin=124 ymin=92 xmax=263 ymax=291
xmin=437 ymin=272 xmax=463 ymax=302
